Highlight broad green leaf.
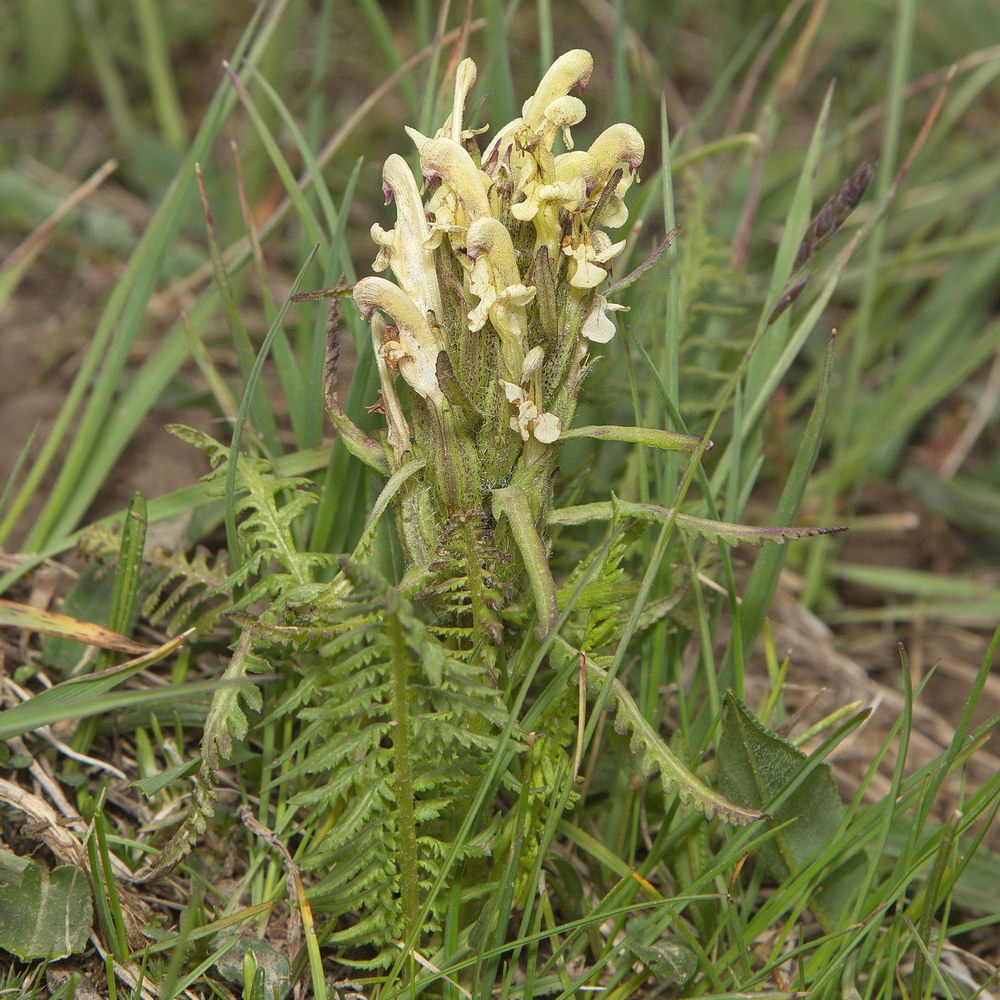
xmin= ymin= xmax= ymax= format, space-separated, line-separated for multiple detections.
xmin=717 ymin=691 xmax=867 ymax=930
xmin=213 ymin=934 xmax=291 ymax=1000
xmin=623 ymin=920 xmax=698 ymax=986
xmin=0 ymin=851 xmax=92 ymax=959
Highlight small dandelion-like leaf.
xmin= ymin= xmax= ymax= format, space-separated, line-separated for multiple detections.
xmin=574 ymin=645 xmax=765 ymax=827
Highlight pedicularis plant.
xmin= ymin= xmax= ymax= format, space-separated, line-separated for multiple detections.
xmin=343 ymin=49 xmax=653 ymax=655
xmin=158 ymin=49 xmax=840 ymax=965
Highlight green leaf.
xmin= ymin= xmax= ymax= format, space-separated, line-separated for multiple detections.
xmin=717 ymin=691 xmax=867 ymax=930
xmin=213 ymin=934 xmax=291 ymax=1000
xmin=559 ymin=424 xmax=711 ymax=454
xmin=133 ymin=756 xmax=202 ymax=797
xmin=623 ymin=920 xmax=698 ymax=985
xmin=548 ymin=498 xmax=843 ymax=546
xmin=0 ymin=851 xmax=92 ymax=959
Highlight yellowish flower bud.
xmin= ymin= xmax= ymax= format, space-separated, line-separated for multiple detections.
xmin=588 ymin=123 xmax=645 ymax=178
xmin=420 ymin=137 xmax=491 ymax=235
xmin=467 ymin=218 xmax=535 ymax=378
xmin=521 ymin=49 xmax=593 ymax=131
xmin=539 ymin=95 xmax=587 ymax=149
xmin=448 ymin=58 xmax=478 ymax=143
xmin=521 ymin=345 xmax=545 ymax=382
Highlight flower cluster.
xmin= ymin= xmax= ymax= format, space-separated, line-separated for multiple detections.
xmin=351 ymin=50 xmax=643 ymax=631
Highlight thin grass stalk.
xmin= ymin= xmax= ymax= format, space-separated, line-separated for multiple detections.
xmin=195 ymin=163 xmax=281 ymax=454
xmin=93 ymin=492 xmax=147 ymax=679
xmin=223 ymin=248 xmax=317 ymax=574
xmin=134 ymin=0 xmax=187 ymax=147
xmin=483 ymin=0 xmax=515 ymax=123
xmin=413 ymin=0 xmax=451 ymax=140
xmin=536 ymin=0 xmax=553 ymax=70
xmin=516 ymin=769 xmax=577 ymax=998
xmin=735 ymin=331 xmax=835 ymax=653
xmin=0 ymin=158 xmax=118 ymax=307
xmin=356 ymin=0 xmax=421 ymax=115
xmin=831 ymin=0 xmax=914 ymax=493
xmin=908 ymin=811 xmax=959 ymax=1000
xmin=181 ymin=311 xmax=241 ymax=423
xmin=72 ymin=0 xmax=137 ymax=147
xmin=84 ymin=816 xmax=123 ymax=961
xmin=659 ymin=95 xmax=681 ymax=500
xmin=724 ymin=82 xmax=834 ymax=493
xmin=232 ymin=140 xmax=277 ymax=322
xmin=303 ymin=0 xmax=337 ymax=158
xmin=94 ymin=810 xmax=130 ymax=961
xmin=473 ymin=748 xmax=535 ymax=994
xmin=103 ymin=955 xmax=117 ymax=1000
xmin=301 ymin=160 xmax=363 ymax=453
xmin=849 ymin=647 xmax=913 ymax=920
xmin=612 ymin=0 xmax=630 ymax=124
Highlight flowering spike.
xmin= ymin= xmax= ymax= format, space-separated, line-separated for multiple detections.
xmin=354 ymin=50 xmax=645 ymax=599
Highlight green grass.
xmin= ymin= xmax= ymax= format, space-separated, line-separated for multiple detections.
xmin=1 ymin=1 xmax=999 ymax=997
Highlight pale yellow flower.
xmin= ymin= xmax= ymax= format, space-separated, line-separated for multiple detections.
xmin=581 ymin=294 xmax=628 ymax=343
xmin=520 ymin=49 xmax=593 ymax=132
xmin=370 ymin=154 xmax=442 ymax=319
xmin=585 ymin=123 xmax=645 ymax=227
xmin=466 ymin=217 xmax=535 ymax=377
xmin=501 ymin=380 xmax=562 ymax=444
xmin=563 ymin=226 xmax=627 ymax=289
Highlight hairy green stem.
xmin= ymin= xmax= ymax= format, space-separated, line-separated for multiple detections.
xmin=454 ymin=515 xmax=502 ymax=653
xmin=386 ymin=604 xmax=420 ymax=937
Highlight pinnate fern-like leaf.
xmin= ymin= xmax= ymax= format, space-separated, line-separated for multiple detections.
xmin=167 ymin=424 xmax=338 ymax=596
xmin=142 ymin=546 xmax=232 ymax=633
xmin=274 ymin=562 xmax=508 ymax=961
